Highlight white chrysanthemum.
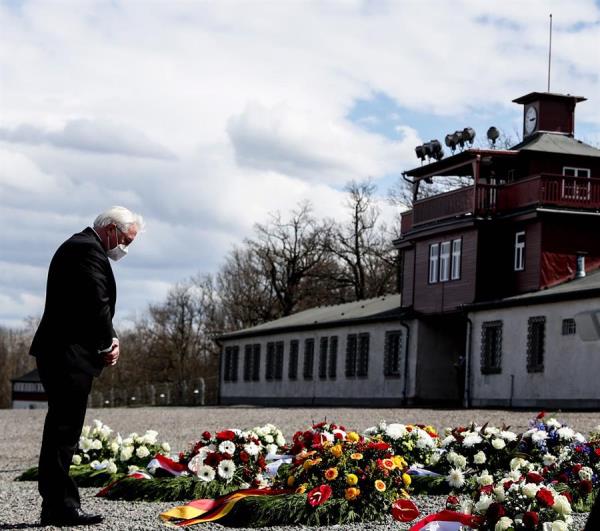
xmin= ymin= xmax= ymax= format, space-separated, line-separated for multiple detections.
xmin=491 ymin=438 xmax=506 ymax=450
xmin=263 ymin=434 xmax=274 ymax=444
xmin=508 ymin=469 xmax=521 ymax=481
xmin=579 ymin=467 xmax=593 ymax=481
xmin=218 ymin=440 xmax=236 ymax=455
xmin=187 ymin=454 xmax=204 ymax=473
xmin=455 ymin=455 xmax=467 ymax=469
xmin=385 ymin=423 xmax=408 ymax=440
xmin=429 ymin=452 xmax=441 ymax=465
xmin=143 ymin=430 xmax=158 ymax=445
xmin=161 ymin=442 xmax=171 ymax=453
xmin=546 ymin=418 xmax=561 ymax=429
xmin=557 ymin=427 xmax=575 ymax=440
xmin=129 ymin=432 xmax=139 ymax=440
xmin=91 ymin=439 xmax=103 ymax=450
xmin=483 ymin=426 xmax=500 ymax=436
xmin=474 ymin=494 xmax=493 ymax=513
xmin=473 ymin=451 xmax=487 ymax=464
xmin=72 ymin=454 xmax=82 ymax=465
xmin=532 ymin=430 xmax=549 ymax=443
xmin=217 ymin=459 xmax=236 ymax=480
xmin=81 ymin=425 xmax=91 ymax=437
xmin=110 ymin=442 xmax=120 ymax=454
xmin=266 ymin=444 xmax=279 ymax=455
xmin=276 ymin=434 xmax=286 ymax=447
xmin=79 ymin=438 xmax=92 ymax=452
xmin=462 ymin=433 xmax=482 ymax=447
xmin=447 ymin=468 xmax=465 ymax=488
xmin=574 ymin=432 xmax=586 ymax=443
xmin=522 ymin=483 xmax=539 ymax=498
xmin=543 ymin=453 xmax=557 ymax=466
xmin=493 ymin=485 xmax=506 ymax=502
xmin=244 ymin=442 xmax=261 ymax=456
xmin=553 ymin=495 xmax=572 ymax=516
xmin=550 ymin=521 xmax=568 ymax=531
xmin=93 ymin=419 xmax=103 ymax=430
xmin=500 ymin=430 xmax=517 ymax=441
xmin=107 ymin=460 xmax=118 ymax=474
xmin=197 ymin=465 xmax=216 ymax=482
xmin=447 ymin=451 xmax=458 ymax=465
xmin=136 ymin=446 xmax=150 ymax=459
xmin=363 ymin=426 xmax=378 ymax=436
xmin=510 ymin=457 xmax=528 ymax=470
xmin=494 ymin=516 xmax=513 ymax=531
xmin=119 ymin=447 xmax=133 ymax=462
xmin=477 ymin=471 xmax=494 ymax=486
xmin=128 ymin=465 xmax=140 ymax=474
xmin=122 ymin=437 xmax=134 ymax=446
xmin=441 ymin=435 xmax=455 ymax=447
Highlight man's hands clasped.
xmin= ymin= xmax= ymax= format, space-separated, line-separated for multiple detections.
xmin=103 ymin=338 xmax=120 ymax=366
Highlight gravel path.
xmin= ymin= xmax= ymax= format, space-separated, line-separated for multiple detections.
xmin=1 ymin=406 xmax=597 ymax=530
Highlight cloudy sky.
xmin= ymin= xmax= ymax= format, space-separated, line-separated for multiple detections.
xmin=1 ymin=0 xmax=599 ymax=329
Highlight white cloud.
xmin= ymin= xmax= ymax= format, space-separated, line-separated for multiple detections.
xmin=0 ymin=0 xmax=598 ymax=326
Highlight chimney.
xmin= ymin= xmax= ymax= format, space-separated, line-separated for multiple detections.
xmin=576 ymin=253 xmax=586 ymax=278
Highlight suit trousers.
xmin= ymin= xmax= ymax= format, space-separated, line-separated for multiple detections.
xmin=36 ymin=356 xmax=93 ymax=510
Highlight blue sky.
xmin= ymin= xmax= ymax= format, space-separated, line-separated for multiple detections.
xmin=0 ymin=0 xmax=599 ymax=328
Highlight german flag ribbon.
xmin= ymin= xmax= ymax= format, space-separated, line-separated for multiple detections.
xmin=160 ymin=488 xmax=291 ymax=527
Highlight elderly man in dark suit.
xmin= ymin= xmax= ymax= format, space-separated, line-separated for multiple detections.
xmin=30 ymin=206 xmax=143 ymax=526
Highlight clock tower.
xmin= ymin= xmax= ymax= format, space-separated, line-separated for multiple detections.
xmin=513 ymin=92 xmax=586 ymax=138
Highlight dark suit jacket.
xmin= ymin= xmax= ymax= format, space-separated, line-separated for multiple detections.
xmin=30 ymin=227 xmax=117 ymax=377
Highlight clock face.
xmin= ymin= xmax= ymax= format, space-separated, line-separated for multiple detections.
xmin=525 ymin=106 xmax=538 ymax=135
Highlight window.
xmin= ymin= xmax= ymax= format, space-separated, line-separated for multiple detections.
xmin=345 ymin=334 xmax=357 ymax=377
xmin=562 ymin=318 xmax=576 ymax=336
xmin=439 ymin=241 xmax=451 ymax=282
xmin=514 ymin=231 xmax=525 ymax=271
xmin=562 ymin=167 xmax=591 ymax=200
xmin=384 ymin=331 xmax=402 ymax=377
xmin=303 ymin=338 xmax=315 ymax=380
xmin=328 ymin=336 xmax=338 ymax=379
xmin=319 ymin=337 xmax=328 ymax=379
xmin=357 ymin=333 xmax=370 ymax=377
xmin=481 ymin=321 xmax=502 ymax=374
xmin=451 ymin=239 xmax=462 ymax=280
xmin=252 ymin=344 xmax=261 ymax=381
xmin=429 ymin=243 xmax=439 ymax=283
xmin=275 ymin=341 xmax=284 ymax=380
xmin=244 ymin=345 xmax=253 ymax=381
xmin=527 ymin=316 xmax=546 ymax=373
xmin=223 ymin=346 xmax=239 ymax=381
xmin=266 ymin=342 xmax=275 ymax=380
xmin=288 ymin=340 xmax=299 ymax=380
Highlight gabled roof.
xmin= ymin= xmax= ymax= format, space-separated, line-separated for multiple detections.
xmin=465 ymin=269 xmax=600 ymax=311
xmin=11 ymin=368 xmax=41 ymax=383
xmin=220 ymin=294 xmax=404 ymax=340
xmin=510 ymin=132 xmax=600 ymax=157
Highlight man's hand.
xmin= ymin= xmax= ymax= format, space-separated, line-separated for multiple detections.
xmin=103 ymin=338 xmax=120 ymax=366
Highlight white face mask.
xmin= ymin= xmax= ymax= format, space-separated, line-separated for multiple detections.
xmin=106 ymin=226 xmax=129 ymax=262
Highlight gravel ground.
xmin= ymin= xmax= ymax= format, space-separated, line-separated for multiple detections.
xmin=1 ymin=406 xmax=597 ymax=530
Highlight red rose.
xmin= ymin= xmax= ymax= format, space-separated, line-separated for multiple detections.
xmin=303 ymin=431 xmax=313 ymax=441
xmin=339 ymin=425 xmax=346 ymax=431
xmin=536 ymin=487 xmax=555 ymax=507
xmin=480 ymin=484 xmax=493 ymax=495
xmin=313 ymin=422 xmax=327 ymax=429
xmin=312 ymin=434 xmax=323 ymax=447
xmin=563 ymin=491 xmax=573 ymax=503
xmin=594 ymin=448 xmax=600 ymax=456
xmin=330 ymin=423 xmax=337 ymax=430
xmin=485 ymin=502 xmax=506 ymax=523
xmin=257 ymin=454 xmax=266 ymax=469
xmin=575 ymin=446 xmax=584 ymax=453
xmin=391 ymin=499 xmax=420 ymax=522
xmin=536 ymin=411 xmax=546 ymax=419
xmin=334 ymin=432 xmax=344 ymax=440
xmin=368 ymin=441 xmax=390 ymax=451
xmin=573 ymin=464 xmax=583 ymax=473
xmin=216 ymin=430 xmax=236 ymax=441
xmin=526 ymin=471 xmax=544 ymax=484
xmin=291 ymin=442 xmax=304 ymax=454
xmin=580 ymin=480 xmax=593 ymax=494
xmin=523 ymin=511 xmax=539 ymax=528
xmin=307 ymin=485 xmax=332 ymax=507
xmin=446 ymin=495 xmax=459 ymax=508
xmin=202 ymin=431 xmax=211 ymax=440
xmin=239 ymin=450 xmax=250 ymax=463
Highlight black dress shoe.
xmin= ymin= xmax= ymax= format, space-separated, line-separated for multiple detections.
xmin=41 ymin=507 xmax=104 ymax=526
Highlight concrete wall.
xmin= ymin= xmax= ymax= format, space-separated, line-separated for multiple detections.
xmin=12 ymin=400 xmax=47 ymax=409
xmin=469 ymin=298 xmax=600 ymax=408
xmin=220 ymin=321 xmax=418 ymax=406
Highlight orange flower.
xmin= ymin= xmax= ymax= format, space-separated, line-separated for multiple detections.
xmin=324 ymin=467 xmax=339 ymax=481
xmin=382 ymin=458 xmax=395 ymax=470
xmin=303 ymin=459 xmax=314 ymax=470
xmin=344 ymin=487 xmax=360 ymax=501
xmin=350 ymin=452 xmax=363 ymax=460
xmin=330 ymin=444 xmax=343 ymax=458
xmin=374 ymin=479 xmax=386 ymax=492
xmin=287 ymin=476 xmax=295 ymax=487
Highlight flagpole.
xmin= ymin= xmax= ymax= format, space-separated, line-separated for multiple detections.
xmin=547 ymin=13 xmax=553 ymax=92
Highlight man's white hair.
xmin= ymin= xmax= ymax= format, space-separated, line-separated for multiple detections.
xmin=93 ymin=206 xmax=145 ymax=232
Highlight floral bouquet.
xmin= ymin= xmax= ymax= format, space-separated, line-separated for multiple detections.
xmin=465 ymin=472 xmax=573 ymax=530
xmin=270 ymin=427 xmax=413 ymax=524
xmin=363 ymin=421 xmax=438 ymax=468
xmin=432 ymin=423 xmax=519 ymax=493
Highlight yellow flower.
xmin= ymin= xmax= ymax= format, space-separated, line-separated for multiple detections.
xmin=324 ymin=467 xmax=339 ymax=481
xmin=374 ymin=480 xmax=386 ymax=492
xmin=400 ymin=488 xmax=410 ymax=499
xmin=424 ymin=425 xmax=437 ymax=436
xmin=330 ymin=444 xmax=343 ymax=458
xmin=346 ymin=473 xmax=358 ymax=486
xmin=350 ymin=452 xmax=363 ymax=460
xmin=346 ymin=432 xmax=360 ymax=442
xmin=402 ymin=473 xmax=412 ymax=487
xmin=295 ymin=484 xmax=307 ymax=494
xmin=322 ymin=440 xmax=333 ymax=449
xmin=393 ymin=455 xmax=407 ymax=469
xmin=382 ymin=458 xmax=395 ymax=470
xmin=303 ymin=459 xmax=314 ymax=470
xmin=344 ymin=487 xmax=361 ymax=501
xmin=287 ymin=475 xmax=295 ymax=487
